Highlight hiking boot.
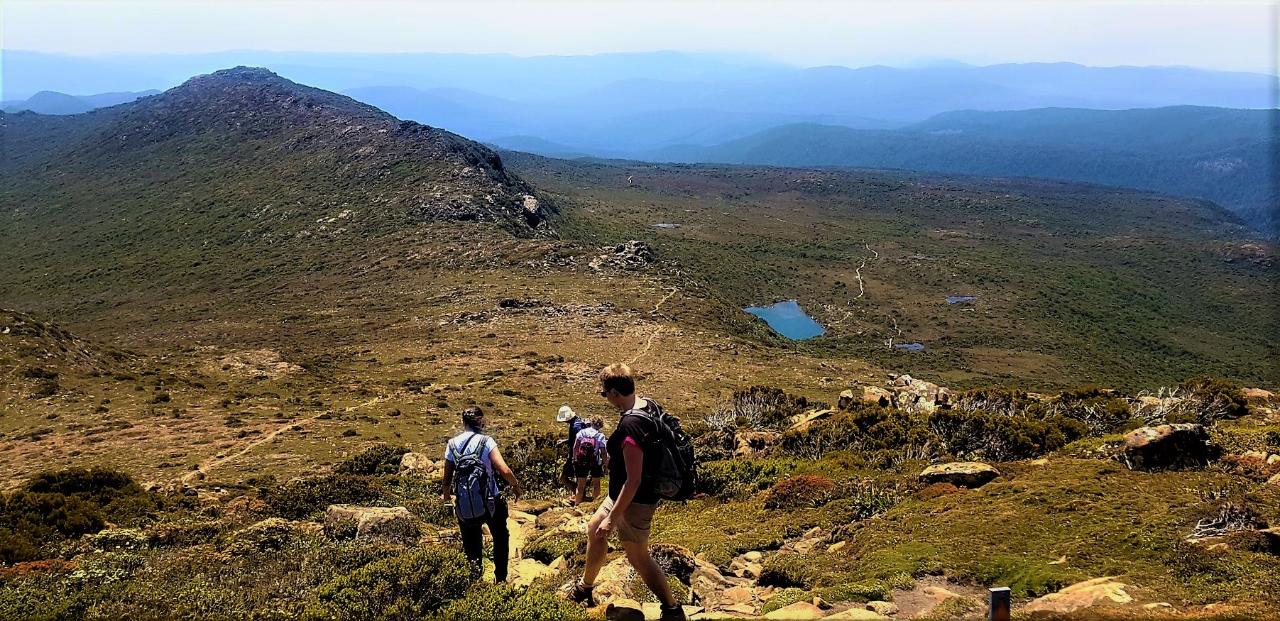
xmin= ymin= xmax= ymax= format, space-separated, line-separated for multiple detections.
xmin=568 ymin=580 xmax=595 ymax=607
xmin=659 ymin=603 xmax=687 ymax=621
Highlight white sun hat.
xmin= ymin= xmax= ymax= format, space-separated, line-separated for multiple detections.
xmin=556 ymin=405 xmax=577 ymax=423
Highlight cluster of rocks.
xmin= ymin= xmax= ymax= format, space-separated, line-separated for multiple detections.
xmin=836 ymin=374 xmax=951 ymax=414
xmin=589 ymin=240 xmax=657 ymax=271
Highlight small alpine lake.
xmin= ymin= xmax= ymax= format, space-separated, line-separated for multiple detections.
xmin=744 ymin=299 xmax=825 ymax=340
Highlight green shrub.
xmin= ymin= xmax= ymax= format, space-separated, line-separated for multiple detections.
xmin=88 ymin=528 xmax=148 ymax=552
xmin=431 ymin=583 xmax=588 ymax=621
xmin=145 ymin=518 xmax=225 ymax=548
xmin=223 ymin=518 xmax=303 ymax=555
xmin=502 ymin=432 xmax=563 ymax=498
xmin=818 ymin=579 xmax=890 ymax=603
xmin=306 ymin=546 xmax=472 ymax=620
xmin=696 ymin=460 xmax=793 ymax=499
xmin=262 ymin=474 xmax=384 ymax=519
xmin=335 ymin=444 xmax=410 ymax=476
xmin=928 ymin=409 xmax=1086 ymax=461
xmin=0 ymin=467 xmax=159 ymax=563
xmin=759 ymin=553 xmax=820 ymax=589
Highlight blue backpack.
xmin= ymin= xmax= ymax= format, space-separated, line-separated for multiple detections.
xmin=450 ymin=433 xmax=494 ymax=520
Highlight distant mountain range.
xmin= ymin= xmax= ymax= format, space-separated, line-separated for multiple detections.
xmin=1 ymin=89 xmax=159 ymax=114
xmin=6 ymin=51 xmax=1275 ymax=232
xmin=645 ymin=106 xmax=1277 ymax=232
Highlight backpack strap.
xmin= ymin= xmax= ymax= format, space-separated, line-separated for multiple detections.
xmin=451 ymin=431 xmax=481 ymax=462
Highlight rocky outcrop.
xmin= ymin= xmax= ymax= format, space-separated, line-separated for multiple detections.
xmin=398 ymin=452 xmax=442 ymax=476
xmin=889 ymin=374 xmax=952 ymax=413
xmin=919 ymin=462 xmax=1000 ymax=488
xmin=1121 ymin=424 xmax=1219 ymax=470
xmin=590 ymin=240 xmax=657 ymax=271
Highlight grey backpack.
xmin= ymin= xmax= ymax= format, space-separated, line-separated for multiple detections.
xmin=451 ymin=433 xmax=493 ymax=520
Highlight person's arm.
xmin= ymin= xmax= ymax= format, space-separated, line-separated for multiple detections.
xmin=602 ymin=440 xmax=643 ymax=532
xmin=489 ymin=446 xmax=524 ymax=502
xmin=441 ymin=460 xmax=455 ymax=503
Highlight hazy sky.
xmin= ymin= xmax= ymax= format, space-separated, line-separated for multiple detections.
xmin=4 ymin=0 xmax=1276 ymax=73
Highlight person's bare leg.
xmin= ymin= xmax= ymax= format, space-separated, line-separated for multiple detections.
xmin=574 ymin=477 xmax=588 ymax=505
xmin=581 ymin=503 xmax=610 ymax=585
xmin=622 ymin=540 xmax=677 ymax=607
xmin=591 ymin=477 xmax=601 ymax=501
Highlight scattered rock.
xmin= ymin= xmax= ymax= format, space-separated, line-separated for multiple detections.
xmin=827 ymin=541 xmax=848 ymax=554
xmin=1023 ymin=577 xmax=1133 ymax=614
xmin=1121 ymin=424 xmax=1219 ymax=470
xmin=866 ymin=600 xmax=898 ymax=616
xmin=918 ymin=462 xmax=999 ymax=488
xmin=1268 ymin=473 xmax=1280 ymax=486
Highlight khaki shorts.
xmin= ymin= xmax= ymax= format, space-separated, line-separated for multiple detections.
xmin=597 ymin=496 xmax=657 ymax=545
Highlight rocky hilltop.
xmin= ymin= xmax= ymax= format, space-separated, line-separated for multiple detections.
xmin=3 ymin=66 xmax=551 ymax=230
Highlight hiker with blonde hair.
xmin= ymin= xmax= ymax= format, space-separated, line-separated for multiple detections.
xmin=569 ymin=363 xmax=687 ymax=621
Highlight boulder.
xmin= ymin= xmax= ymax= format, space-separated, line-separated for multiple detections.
xmin=1121 ymin=424 xmax=1219 ymax=470
xmin=837 ymin=390 xmax=857 ymax=410
xmin=399 ymin=452 xmax=440 ymax=476
xmin=918 ymin=462 xmax=1000 ymax=488
xmin=605 ymin=598 xmax=646 ymax=621
xmin=1023 ymin=577 xmax=1133 ymax=614
xmin=1243 ymin=387 xmax=1275 ymax=404
xmin=729 ymin=555 xmax=763 ymax=579
xmin=510 ymin=558 xmax=554 ymax=588
xmin=325 ymin=505 xmax=421 ymax=545
xmin=861 ymin=386 xmax=894 ymax=408
xmin=651 ymin=543 xmax=697 ymax=583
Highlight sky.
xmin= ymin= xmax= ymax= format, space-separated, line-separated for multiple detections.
xmin=2 ymin=0 xmax=1276 ymax=74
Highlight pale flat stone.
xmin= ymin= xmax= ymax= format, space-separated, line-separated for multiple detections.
xmin=1024 ymin=577 xmax=1133 ymax=614
xmin=765 ymin=601 xmax=825 ymax=619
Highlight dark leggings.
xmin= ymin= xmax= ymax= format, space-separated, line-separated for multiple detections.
xmin=458 ymin=497 xmax=509 ymax=582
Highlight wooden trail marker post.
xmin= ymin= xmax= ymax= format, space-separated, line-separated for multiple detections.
xmin=989 ymin=586 xmax=1012 ymax=621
